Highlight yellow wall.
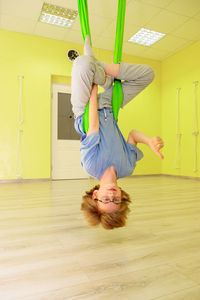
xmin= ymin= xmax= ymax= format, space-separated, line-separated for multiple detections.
xmin=161 ymin=40 xmax=200 ymax=178
xmin=0 ymin=29 xmax=161 ymax=180
xmin=118 ymin=54 xmax=162 ymax=175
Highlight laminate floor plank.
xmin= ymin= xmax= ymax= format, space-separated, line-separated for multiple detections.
xmin=0 ymin=176 xmax=200 ymax=300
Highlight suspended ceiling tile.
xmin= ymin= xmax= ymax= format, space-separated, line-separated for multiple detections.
xmin=0 ymin=14 xmax=36 ymax=35
xmin=123 ymin=41 xmax=147 ymax=57
xmin=172 ymin=40 xmax=196 ymax=54
xmin=44 ymin=0 xmax=78 ymax=11
xmin=146 ymin=10 xmax=189 ymax=34
xmin=87 ymin=0 xmax=118 ymax=18
xmin=101 ymin=21 xmax=116 ymax=38
xmin=77 ymin=14 xmax=116 ymax=38
xmin=89 ymin=15 xmax=113 ymax=37
xmin=142 ymin=47 xmax=172 ymax=60
xmin=137 ymin=0 xmax=173 ymax=9
xmin=69 ymin=16 xmax=81 ymax=32
xmin=34 ymin=21 xmax=66 ymax=41
xmin=63 ymin=29 xmax=83 ymax=46
xmin=0 ymin=0 xmax=43 ymax=20
xmin=102 ymin=19 xmax=141 ymax=42
xmin=93 ymin=36 xmax=115 ymax=52
xmin=172 ymin=18 xmax=200 ymax=40
xmin=125 ymin=0 xmax=161 ymax=27
xmin=166 ymin=0 xmax=200 ymax=17
xmin=123 ymin=20 xmax=142 ymax=41
xmin=152 ymin=34 xmax=191 ymax=52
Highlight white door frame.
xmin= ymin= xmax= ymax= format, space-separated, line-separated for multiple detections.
xmin=51 ymin=83 xmax=89 ymax=179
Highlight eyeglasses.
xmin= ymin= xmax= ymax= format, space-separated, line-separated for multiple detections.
xmin=94 ymin=198 xmax=121 ymax=204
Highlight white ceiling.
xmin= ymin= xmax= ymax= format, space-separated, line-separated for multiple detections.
xmin=0 ymin=0 xmax=200 ymax=61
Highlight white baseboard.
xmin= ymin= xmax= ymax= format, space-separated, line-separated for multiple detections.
xmin=1 ymin=173 xmax=200 ymax=184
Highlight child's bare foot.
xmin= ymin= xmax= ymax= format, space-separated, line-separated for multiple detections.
xmin=148 ymin=136 xmax=164 ymax=159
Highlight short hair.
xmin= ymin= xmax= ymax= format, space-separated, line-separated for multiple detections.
xmin=81 ymin=185 xmax=131 ymax=230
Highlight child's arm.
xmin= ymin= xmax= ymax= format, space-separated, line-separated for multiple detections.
xmin=87 ymin=84 xmax=99 ymax=136
xmin=128 ymin=129 xmax=164 ymax=159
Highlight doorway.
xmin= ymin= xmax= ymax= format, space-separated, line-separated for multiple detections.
xmin=52 ymin=83 xmax=89 ymax=179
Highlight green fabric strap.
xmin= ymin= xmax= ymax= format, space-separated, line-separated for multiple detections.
xmin=112 ymin=0 xmax=126 ymax=121
xmin=77 ymin=0 xmax=91 ymax=133
xmin=114 ymin=0 xmax=126 ymax=64
xmin=77 ymin=0 xmax=92 ymax=44
xmin=78 ymin=0 xmax=126 ymax=132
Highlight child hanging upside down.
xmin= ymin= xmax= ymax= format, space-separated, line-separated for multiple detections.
xmin=70 ymin=36 xmax=164 ymax=230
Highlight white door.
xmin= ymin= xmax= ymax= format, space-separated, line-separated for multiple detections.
xmin=52 ymin=83 xmax=89 ymax=179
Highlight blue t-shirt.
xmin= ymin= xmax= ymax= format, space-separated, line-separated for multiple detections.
xmin=74 ymin=108 xmax=143 ymax=180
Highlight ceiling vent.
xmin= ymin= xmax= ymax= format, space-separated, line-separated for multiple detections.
xmin=39 ymin=3 xmax=78 ymax=28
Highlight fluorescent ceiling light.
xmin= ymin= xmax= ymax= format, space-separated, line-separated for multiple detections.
xmin=39 ymin=2 xmax=78 ymax=28
xmin=128 ymin=28 xmax=165 ymax=46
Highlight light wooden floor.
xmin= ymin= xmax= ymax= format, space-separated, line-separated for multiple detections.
xmin=0 ymin=176 xmax=200 ymax=300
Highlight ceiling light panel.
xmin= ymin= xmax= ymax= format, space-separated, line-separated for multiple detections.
xmin=128 ymin=28 xmax=166 ymax=46
xmin=39 ymin=2 xmax=78 ymax=28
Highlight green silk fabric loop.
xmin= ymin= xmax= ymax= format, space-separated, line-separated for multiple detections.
xmin=112 ymin=80 xmax=123 ymax=121
xmin=77 ymin=0 xmax=126 ymax=132
xmin=77 ymin=0 xmax=91 ymax=133
xmin=114 ymin=0 xmax=126 ymax=64
xmin=77 ymin=0 xmax=92 ymax=44
xmin=82 ymin=102 xmax=89 ymax=133
xmin=112 ymin=0 xmax=126 ymax=122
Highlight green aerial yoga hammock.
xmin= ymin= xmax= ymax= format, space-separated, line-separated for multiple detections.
xmin=77 ymin=0 xmax=126 ymax=133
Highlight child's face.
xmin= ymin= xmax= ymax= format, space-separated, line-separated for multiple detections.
xmin=93 ymin=184 xmax=122 ymax=213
